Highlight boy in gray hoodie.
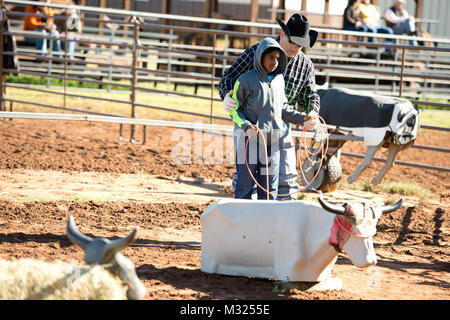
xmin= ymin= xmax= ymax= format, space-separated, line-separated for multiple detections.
xmin=230 ymin=37 xmax=308 ymax=199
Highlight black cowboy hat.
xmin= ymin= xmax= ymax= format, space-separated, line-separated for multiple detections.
xmin=276 ymin=14 xmax=318 ymax=48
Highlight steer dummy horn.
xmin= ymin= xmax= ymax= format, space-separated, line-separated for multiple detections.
xmin=381 ymin=198 xmax=404 ymax=214
xmin=318 ymin=196 xmax=346 ymax=215
xmin=67 ymin=216 xmax=93 ymax=249
xmin=103 ymin=226 xmax=139 ymax=263
xmin=67 ymin=216 xmax=139 ymax=262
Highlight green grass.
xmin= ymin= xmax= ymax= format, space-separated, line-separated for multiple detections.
xmin=63 ymin=195 xmax=108 ymax=202
xmin=297 ymin=192 xmax=319 ymax=201
xmin=380 ymin=181 xmax=431 ymax=197
xmin=7 ymin=74 xmax=121 ymax=90
xmin=412 ymin=96 xmax=449 ymax=111
xmin=419 ymin=110 xmax=450 ymax=128
xmin=339 ymin=179 xmax=431 ymax=198
xmin=339 ymin=179 xmax=432 ymax=206
xmin=5 ymin=82 xmax=226 ymax=123
xmin=6 ymin=74 xmax=221 ymax=97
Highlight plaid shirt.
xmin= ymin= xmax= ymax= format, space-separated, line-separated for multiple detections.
xmin=218 ymin=38 xmax=320 ymax=115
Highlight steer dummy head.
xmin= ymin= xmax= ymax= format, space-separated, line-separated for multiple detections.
xmin=318 ymin=196 xmax=403 ymax=268
xmin=66 ymin=216 xmax=146 ymax=300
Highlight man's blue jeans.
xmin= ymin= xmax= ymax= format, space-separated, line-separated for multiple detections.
xmin=365 ymin=25 xmax=394 ymax=43
xmin=343 ymin=24 xmax=374 ymax=43
xmin=62 ymin=35 xmax=79 ymax=60
xmin=25 ymin=29 xmax=63 ymax=58
xmin=392 ymin=21 xmax=418 ymax=46
xmin=24 ymin=29 xmax=47 ymax=56
xmin=343 ymin=24 xmax=372 ymax=33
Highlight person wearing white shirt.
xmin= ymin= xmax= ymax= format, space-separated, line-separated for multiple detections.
xmin=384 ymin=0 xmax=418 ymax=45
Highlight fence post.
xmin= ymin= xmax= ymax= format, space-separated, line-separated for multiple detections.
xmin=64 ymin=19 xmax=68 ymax=108
xmin=0 ymin=6 xmax=4 ymax=113
xmin=107 ymin=28 xmax=114 ymax=92
xmin=210 ymin=33 xmax=216 ymax=124
xmin=422 ymin=57 xmax=429 ymax=109
xmin=166 ymin=28 xmax=174 ymax=92
xmin=325 ymin=51 xmax=330 ymax=85
xmin=130 ymin=16 xmax=139 ymax=142
xmin=399 ymin=47 xmax=406 ymax=97
xmin=221 ymin=34 xmax=229 ymax=76
xmin=375 ymin=45 xmax=381 ymax=94
xmin=47 ymin=21 xmax=53 ymax=88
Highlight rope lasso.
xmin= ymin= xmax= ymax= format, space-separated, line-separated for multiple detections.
xmin=334 ymin=214 xmax=376 ymax=239
xmin=244 ymin=115 xmax=329 ymax=200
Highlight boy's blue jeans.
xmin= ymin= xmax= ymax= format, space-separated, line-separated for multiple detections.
xmin=234 ymin=129 xmax=280 ymax=200
xmin=277 ymin=126 xmax=299 ymax=199
xmin=232 ymin=125 xmax=299 ymax=200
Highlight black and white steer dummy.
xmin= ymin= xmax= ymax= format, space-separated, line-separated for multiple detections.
xmin=318 ymin=88 xmax=419 ymax=185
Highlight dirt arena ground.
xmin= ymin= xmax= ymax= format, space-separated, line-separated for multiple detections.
xmin=0 ymin=119 xmax=448 ymax=300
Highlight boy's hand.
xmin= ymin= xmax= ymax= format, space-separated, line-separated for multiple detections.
xmin=223 ymin=91 xmax=237 ymax=113
xmin=303 ymin=112 xmax=319 ymax=131
xmin=246 ymin=125 xmax=258 ymax=137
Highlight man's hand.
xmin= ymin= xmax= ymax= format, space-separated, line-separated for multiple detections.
xmin=303 ymin=112 xmax=320 ymax=131
xmin=246 ymin=125 xmax=258 ymax=137
xmin=223 ymin=91 xmax=237 ymax=113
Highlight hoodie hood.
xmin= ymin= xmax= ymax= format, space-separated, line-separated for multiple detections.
xmin=254 ymin=37 xmax=287 ymax=82
xmin=230 ymin=36 xmax=306 ymax=146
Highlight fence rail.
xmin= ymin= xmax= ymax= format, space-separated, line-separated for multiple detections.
xmin=1 ymin=1 xmax=449 ymax=175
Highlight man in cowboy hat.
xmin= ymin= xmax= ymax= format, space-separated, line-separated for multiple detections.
xmin=219 ymin=13 xmax=321 ymax=200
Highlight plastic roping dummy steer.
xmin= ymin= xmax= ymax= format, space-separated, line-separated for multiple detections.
xmin=318 ymin=88 xmax=419 ymax=185
xmin=201 ymin=197 xmax=403 ymax=286
xmin=67 ymin=216 xmax=146 ymax=300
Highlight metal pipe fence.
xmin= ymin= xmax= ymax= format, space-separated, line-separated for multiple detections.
xmin=1 ymin=1 xmax=449 ymax=174
xmin=4 ymin=6 xmax=450 ymax=102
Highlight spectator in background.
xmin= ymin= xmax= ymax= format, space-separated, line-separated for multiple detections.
xmin=359 ymin=0 xmax=394 ymax=43
xmin=23 ymin=0 xmax=62 ymax=58
xmin=343 ymin=0 xmax=372 ymax=34
xmin=384 ymin=0 xmax=418 ymax=45
xmin=55 ymin=0 xmax=82 ymax=60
